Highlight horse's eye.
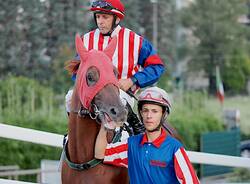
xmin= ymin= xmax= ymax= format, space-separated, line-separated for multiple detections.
xmin=87 ymin=74 xmax=94 ymax=82
xmin=86 ymin=73 xmax=96 ymax=86
xmin=86 ymin=66 xmax=99 ymax=86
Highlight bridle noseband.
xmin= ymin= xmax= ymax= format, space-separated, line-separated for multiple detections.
xmin=78 ymin=103 xmax=101 ymax=120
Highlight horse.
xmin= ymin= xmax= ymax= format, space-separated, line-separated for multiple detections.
xmin=61 ymin=34 xmax=129 ymax=184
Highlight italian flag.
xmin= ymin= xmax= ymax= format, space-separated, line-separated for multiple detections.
xmin=216 ymin=66 xmax=224 ymax=103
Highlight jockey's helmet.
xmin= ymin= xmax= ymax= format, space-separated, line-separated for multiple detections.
xmin=138 ymin=87 xmax=172 ymax=115
xmin=90 ymin=0 xmax=125 ymax=19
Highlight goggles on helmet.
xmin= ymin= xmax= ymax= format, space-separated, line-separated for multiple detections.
xmin=91 ymin=1 xmax=114 ymax=10
xmin=139 ymin=90 xmax=171 ymax=108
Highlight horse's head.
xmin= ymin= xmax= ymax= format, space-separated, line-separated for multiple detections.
xmin=74 ymin=34 xmax=127 ymax=129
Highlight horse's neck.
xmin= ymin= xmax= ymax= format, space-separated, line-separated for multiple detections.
xmin=67 ymin=113 xmax=99 ymax=163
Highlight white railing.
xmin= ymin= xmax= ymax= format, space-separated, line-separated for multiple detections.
xmin=1 ymin=123 xmax=250 ymax=169
xmin=0 ymin=179 xmax=37 ymax=184
xmin=0 ymin=123 xmax=63 ymax=148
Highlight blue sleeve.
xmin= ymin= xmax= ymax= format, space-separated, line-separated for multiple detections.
xmin=138 ymin=38 xmax=157 ymax=66
xmin=133 ymin=64 xmax=165 ymax=88
xmin=133 ymin=38 xmax=165 ymax=88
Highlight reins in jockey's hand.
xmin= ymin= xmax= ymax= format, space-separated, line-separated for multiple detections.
xmin=126 ymin=88 xmax=138 ymax=101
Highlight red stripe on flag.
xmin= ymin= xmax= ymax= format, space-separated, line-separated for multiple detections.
xmin=217 ymin=91 xmax=224 ymax=103
xmin=128 ymin=31 xmax=135 ymax=78
xmin=88 ymin=31 xmax=95 ymax=50
xmin=118 ymin=28 xmax=125 ymax=79
xmin=216 ymin=66 xmax=224 ymax=104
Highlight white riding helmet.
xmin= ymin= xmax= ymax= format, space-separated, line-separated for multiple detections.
xmin=138 ymin=86 xmax=171 ymax=114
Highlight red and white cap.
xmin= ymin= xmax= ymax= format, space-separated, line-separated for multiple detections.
xmin=90 ymin=0 xmax=125 ymax=19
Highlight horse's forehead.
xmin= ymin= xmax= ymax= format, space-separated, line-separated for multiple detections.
xmin=85 ymin=50 xmax=112 ymax=67
xmin=89 ymin=50 xmax=107 ymax=59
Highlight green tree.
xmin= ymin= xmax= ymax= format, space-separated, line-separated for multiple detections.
xmin=0 ymin=0 xmax=88 ymax=85
xmin=50 ymin=44 xmax=75 ymax=93
xmin=135 ymin=0 xmax=176 ymax=89
xmin=223 ymin=48 xmax=250 ymax=93
xmin=158 ymin=0 xmax=177 ymax=89
xmin=181 ymin=0 xmax=250 ymax=93
xmin=122 ymin=0 xmax=142 ymax=33
xmin=0 ymin=0 xmax=177 ymax=92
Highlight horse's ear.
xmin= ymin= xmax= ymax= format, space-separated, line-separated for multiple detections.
xmin=103 ymin=36 xmax=117 ymax=60
xmin=75 ymin=34 xmax=88 ymax=62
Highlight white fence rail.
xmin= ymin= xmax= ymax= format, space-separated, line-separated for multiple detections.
xmin=0 ymin=179 xmax=37 ymax=184
xmin=1 ymin=123 xmax=250 ymax=169
xmin=0 ymin=123 xmax=63 ymax=148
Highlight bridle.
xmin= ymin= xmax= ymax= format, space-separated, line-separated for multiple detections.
xmin=78 ymin=103 xmax=101 ymax=120
xmin=62 ymin=102 xmax=124 ymax=171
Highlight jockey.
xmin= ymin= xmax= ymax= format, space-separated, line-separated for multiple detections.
xmin=66 ymin=0 xmax=165 ymax=135
xmin=95 ymin=87 xmax=200 ymax=184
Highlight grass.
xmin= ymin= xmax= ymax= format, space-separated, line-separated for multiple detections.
xmin=205 ymin=95 xmax=250 ymax=136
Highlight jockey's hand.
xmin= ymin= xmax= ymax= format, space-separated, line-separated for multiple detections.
xmin=95 ymin=123 xmax=107 ymax=159
xmin=118 ymin=78 xmax=134 ymax=92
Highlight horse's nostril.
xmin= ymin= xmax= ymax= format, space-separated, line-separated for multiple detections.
xmin=109 ymin=107 xmax=127 ymax=121
xmin=110 ymin=108 xmax=117 ymax=115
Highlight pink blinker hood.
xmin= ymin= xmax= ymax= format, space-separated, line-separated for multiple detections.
xmin=75 ymin=34 xmax=119 ymax=110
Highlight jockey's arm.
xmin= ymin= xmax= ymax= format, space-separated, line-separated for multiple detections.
xmin=133 ymin=64 xmax=165 ymax=88
xmin=174 ymin=148 xmax=200 ymax=183
xmin=95 ymin=124 xmax=108 ymax=159
xmin=129 ymin=38 xmax=165 ymax=89
xmin=95 ymin=124 xmax=129 ymax=167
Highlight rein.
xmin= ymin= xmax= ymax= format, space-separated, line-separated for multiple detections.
xmin=62 ymin=139 xmax=103 ymax=171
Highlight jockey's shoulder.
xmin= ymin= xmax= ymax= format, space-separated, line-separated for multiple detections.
xmin=80 ymin=29 xmax=96 ymax=38
xmin=81 ymin=27 xmax=143 ymax=38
